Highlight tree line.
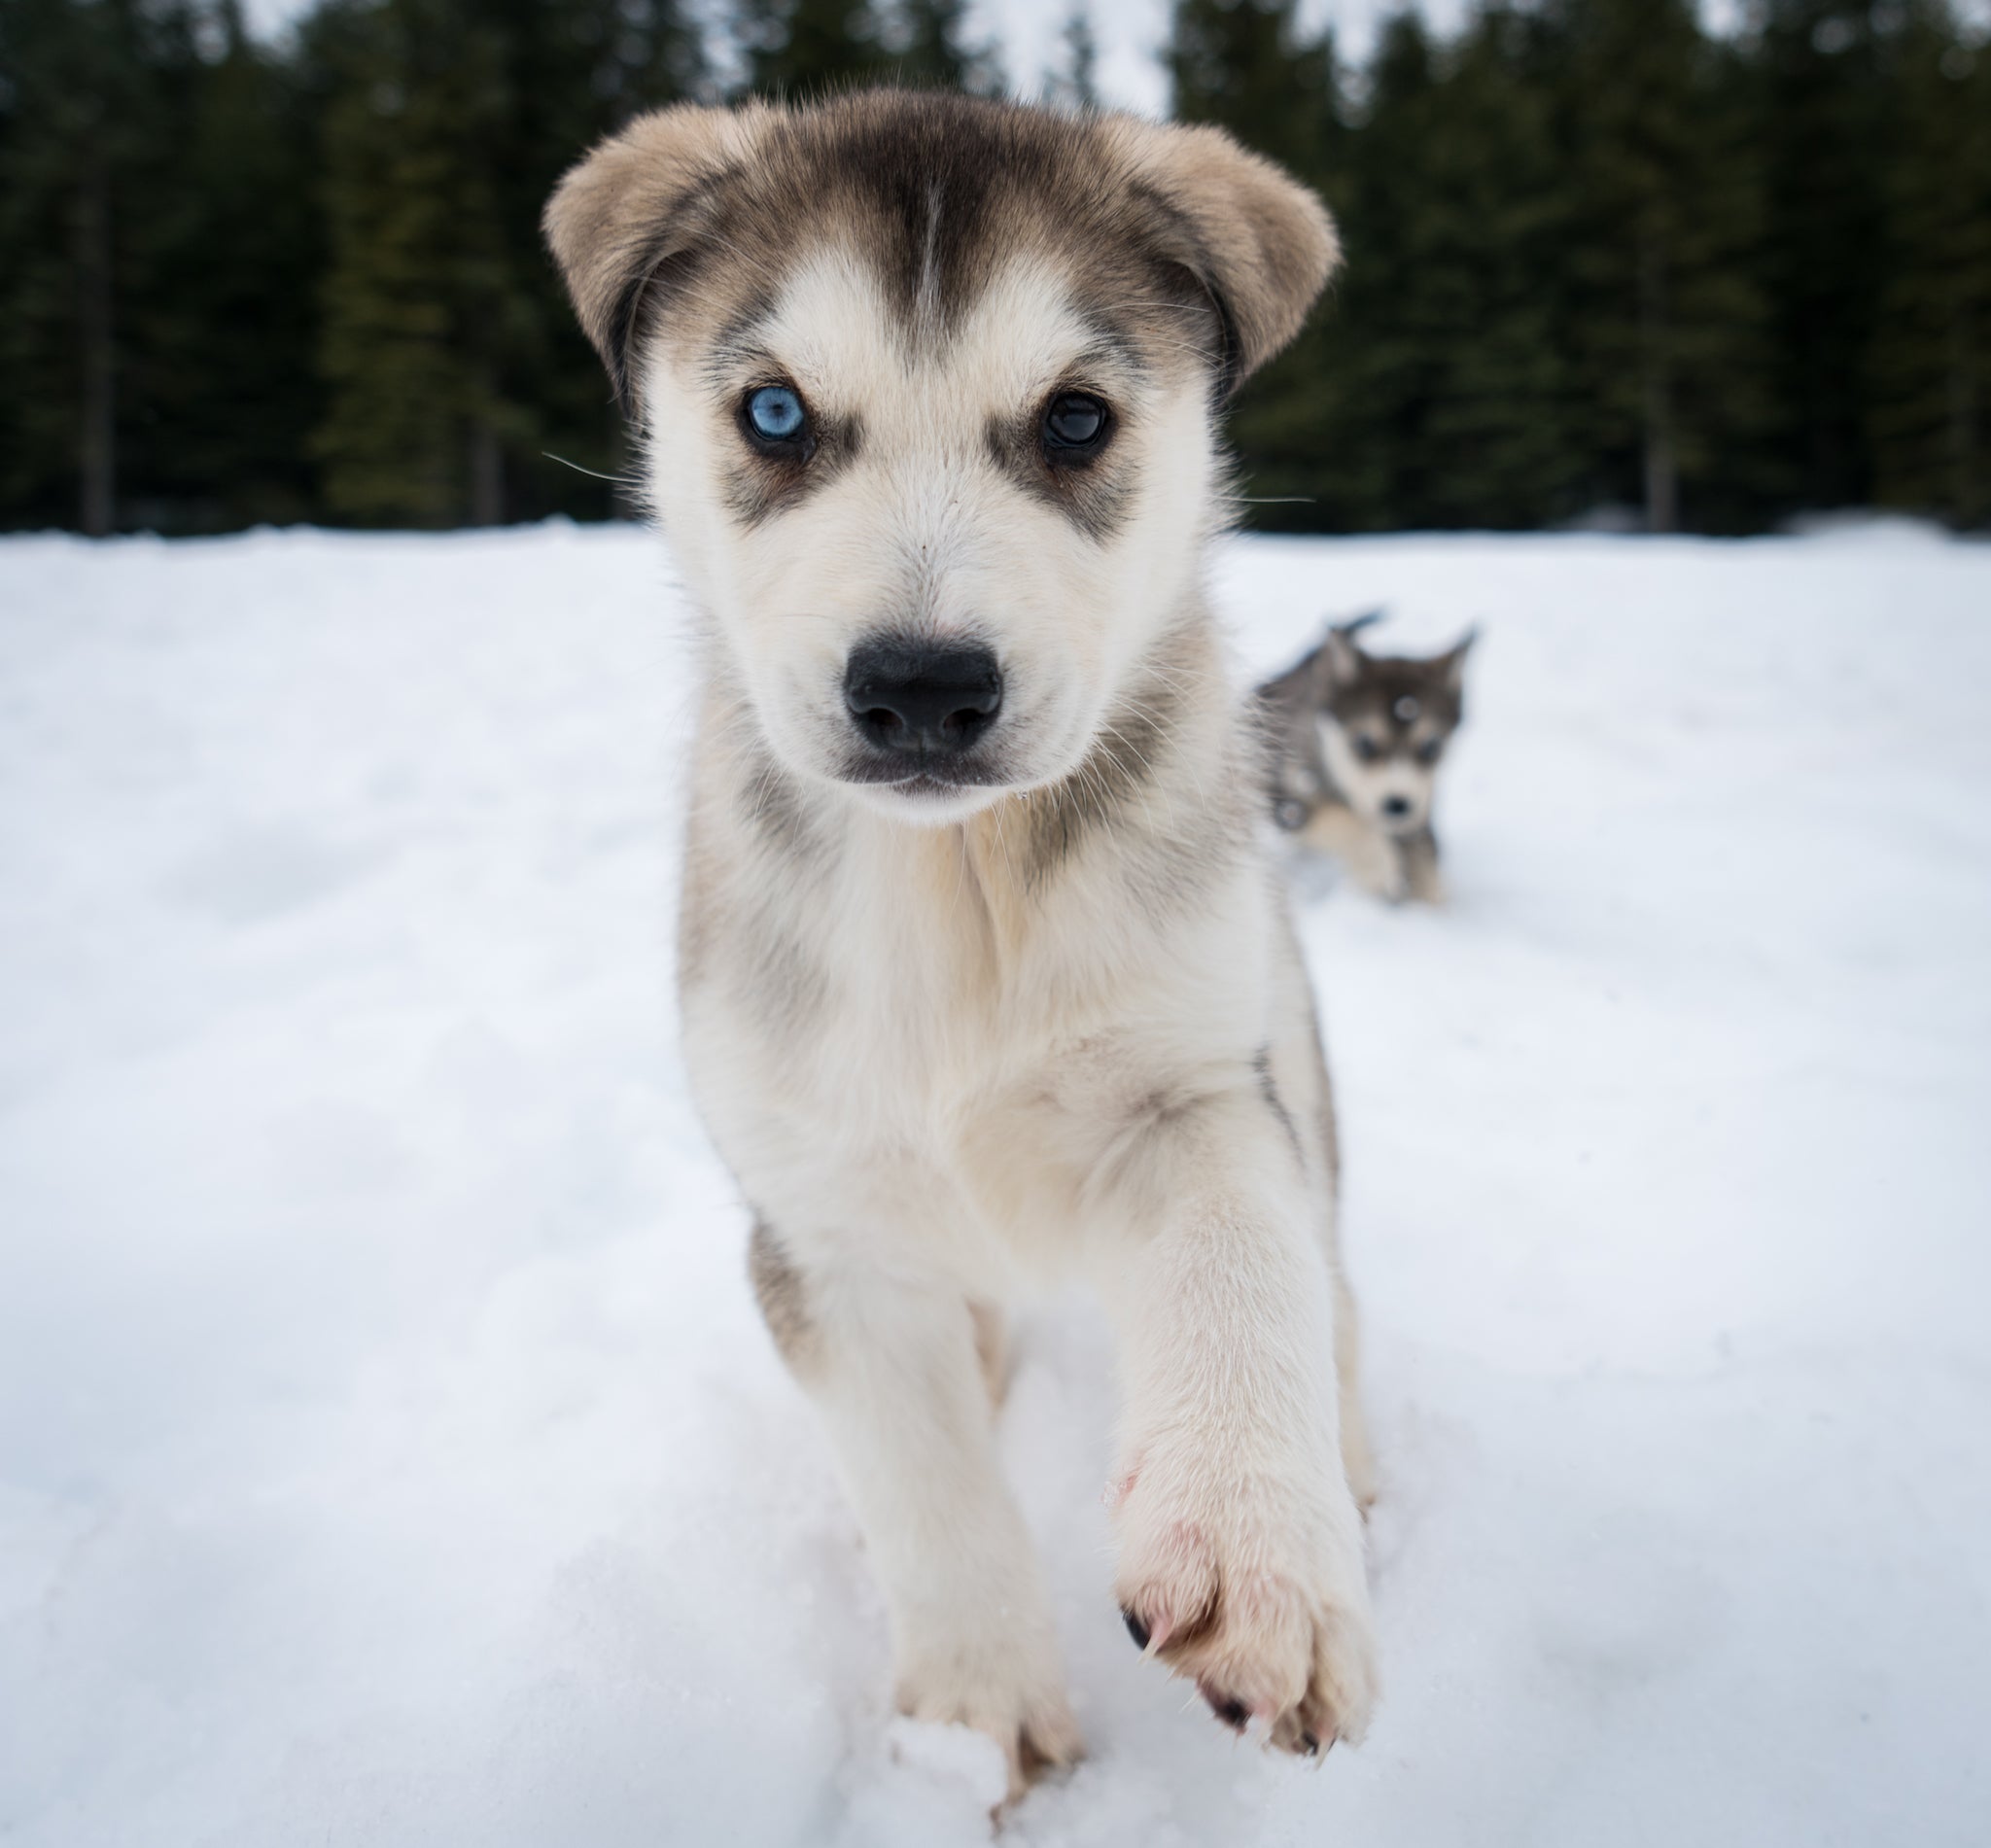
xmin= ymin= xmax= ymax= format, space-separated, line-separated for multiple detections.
xmin=1 ymin=0 xmax=1985 ymax=538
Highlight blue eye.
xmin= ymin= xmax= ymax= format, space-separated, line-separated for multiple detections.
xmin=745 ymin=384 xmax=808 ymax=446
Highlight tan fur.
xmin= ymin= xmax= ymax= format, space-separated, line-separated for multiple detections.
xmin=1301 ymin=800 xmax=1410 ymax=902
xmin=748 ymin=1219 xmax=818 ymax=1376
xmin=546 ymin=90 xmax=1377 ymax=1801
xmin=970 ymin=1299 xmax=1010 ymax=1408
xmin=542 ymin=93 xmax=1338 ymax=418
xmin=1105 ymin=117 xmax=1341 ymax=384
xmin=543 ymin=104 xmax=779 ymax=406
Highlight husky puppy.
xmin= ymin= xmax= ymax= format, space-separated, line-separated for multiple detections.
xmin=544 ymin=91 xmax=1378 ymax=1797
xmin=1259 ymin=617 xmax=1475 ymax=903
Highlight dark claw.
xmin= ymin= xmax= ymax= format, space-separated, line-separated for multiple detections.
xmin=1207 ymin=1693 xmax=1250 ymax=1731
xmin=1300 ymin=1729 xmax=1320 ymax=1756
xmin=1121 ymin=1607 xmax=1151 ymax=1652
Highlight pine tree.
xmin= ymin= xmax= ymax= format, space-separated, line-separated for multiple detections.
xmin=1748 ymin=0 xmax=1892 ymax=512
xmin=883 ymin=0 xmax=999 ymax=92
xmin=0 ymin=0 xmax=172 ymax=533
xmin=309 ymin=0 xmax=702 ymax=527
xmin=740 ymin=0 xmax=887 ymax=97
xmin=1043 ymin=4 xmax=1099 ymax=110
xmin=310 ymin=0 xmax=508 ymax=525
xmin=1867 ymin=0 xmax=1990 ymax=527
xmin=1167 ymin=0 xmax=1337 ymax=181
xmin=132 ymin=0 xmax=324 ymax=528
xmin=1298 ymin=10 xmax=1439 ymax=530
xmin=1382 ymin=6 xmax=1582 ymax=528
xmin=1550 ymin=0 xmax=1778 ymax=531
xmin=1174 ymin=3 xmax=1584 ymax=532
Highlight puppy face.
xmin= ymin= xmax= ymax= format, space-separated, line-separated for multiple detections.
xmin=545 ymin=94 xmax=1337 ymax=824
xmin=1315 ymin=628 xmax=1474 ymax=836
xmin=641 ymin=239 xmax=1217 ymax=822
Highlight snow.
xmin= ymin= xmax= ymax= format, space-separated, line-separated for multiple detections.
xmin=3 ymin=519 xmax=1988 ymax=1846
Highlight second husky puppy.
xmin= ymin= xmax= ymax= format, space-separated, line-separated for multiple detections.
xmin=544 ymin=90 xmax=1378 ymax=1798
xmin=1260 ymin=618 xmax=1476 ymax=902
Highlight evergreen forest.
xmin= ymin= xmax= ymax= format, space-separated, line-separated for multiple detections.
xmin=3 ymin=0 xmax=1986 ymax=536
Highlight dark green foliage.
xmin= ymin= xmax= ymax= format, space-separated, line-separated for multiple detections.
xmin=0 ymin=0 xmax=320 ymax=533
xmin=310 ymin=0 xmax=703 ymax=527
xmin=1867 ymin=1 xmax=1990 ymax=526
xmin=2 ymin=0 xmax=1985 ymax=534
xmin=310 ymin=0 xmax=511 ymax=525
xmin=1171 ymin=0 xmax=1791 ymax=532
xmin=1167 ymin=0 xmax=1338 ymax=180
xmin=738 ymin=0 xmax=996 ymax=100
xmin=0 ymin=0 xmax=145 ymax=533
xmin=140 ymin=8 xmax=325 ymax=530
xmin=1043 ymin=5 xmax=1099 ymax=109
xmin=1550 ymin=0 xmax=1779 ymax=531
xmin=740 ymin=0 xmax=888 ymax=96
xmin=1316 ymin=8 xmax=1586 ymax=530
xmin=884 ymin=0 xmax=1000 ymax=93
xmin=1747 ymin=0 xmax=1893 ymax=512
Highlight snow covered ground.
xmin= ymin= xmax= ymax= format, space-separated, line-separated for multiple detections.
xmin=3 ymin=520 xmax=1988 ymax=1847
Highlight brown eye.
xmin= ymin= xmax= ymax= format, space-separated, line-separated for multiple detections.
xmin=1415 ymin=738 xmax=1444 ymax=765
xmin=1351 ymin=734 xmax=1383 ymax=764
xmin=1042 ymin=391 xmax=1111 ymax=456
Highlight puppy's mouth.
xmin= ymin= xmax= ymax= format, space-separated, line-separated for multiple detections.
xmin=835 ymin=752 xmax=1013 ymax=796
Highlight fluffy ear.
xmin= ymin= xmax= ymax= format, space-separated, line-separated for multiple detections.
xmin=1113 ymin=119 xmax=1340 ymax=395
xmin=1319 ymin=625 xmax=1363 ymax=687
xmin=1434 ymin=626 xmax=1479 ymax=694
xmin=542 ymin=103 xmax=774 ymax=414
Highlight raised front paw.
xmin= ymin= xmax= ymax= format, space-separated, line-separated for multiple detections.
xmin=1113 ymin=1451 xmax=1378 ymax=1756
xmin=894 ymin=1625 xmax=1083 ymax=1805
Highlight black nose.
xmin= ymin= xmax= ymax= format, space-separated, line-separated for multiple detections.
xmin=1380 ymin=794 xmax=1413 ymax=819
xmin=844 ymin=639 xmax=1002 ymax=757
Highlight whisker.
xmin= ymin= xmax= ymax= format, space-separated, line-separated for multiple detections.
xmin=541 ymin=450 xmax=645 ymax=488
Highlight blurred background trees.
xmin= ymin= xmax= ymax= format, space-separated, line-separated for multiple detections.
xmin=0 ymin=0 xmax=1985 ymax=536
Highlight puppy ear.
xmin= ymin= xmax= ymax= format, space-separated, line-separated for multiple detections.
xmin=543 ymin=103 xmax=773 ymax=415
xmin=1434 ymin=626 xmax=1479 ymax=694
xmin=1113 ymin=120 xmax=1340 ymax=395
xmin=1319 ymin=625 xmax=1362 ymax=687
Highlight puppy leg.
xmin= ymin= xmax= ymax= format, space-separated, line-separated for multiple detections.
xmin=1300 ymin=804 xmax=1406 ymax=902
xmin=750 ymin=1225 xmax=1078 ymax=1799
xmin=1286 ymin=1011 xmax=1377 ymax=1512
xmin=1330 ymin=1262 xmax=1378 ymax=1512
xmin=1399 ymin=826 xmax=1446 ymax=904
xmin=1097 ymin=1092 xmax=1378 ymax=1754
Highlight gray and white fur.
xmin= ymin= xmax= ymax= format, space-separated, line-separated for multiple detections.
xmin=544 ymin=90 xmax=1380 ymax=1800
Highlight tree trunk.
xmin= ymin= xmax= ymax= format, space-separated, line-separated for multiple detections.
xmin=1639 ymin=231 xmax=1678 ymax=536
xmin=470 ymin=415 xmax=504 ymax=527
xmin=1947 ymin=295 xmax=1976 ymax=528
xmin=75 ymin=154 xmax=116 ymax=538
